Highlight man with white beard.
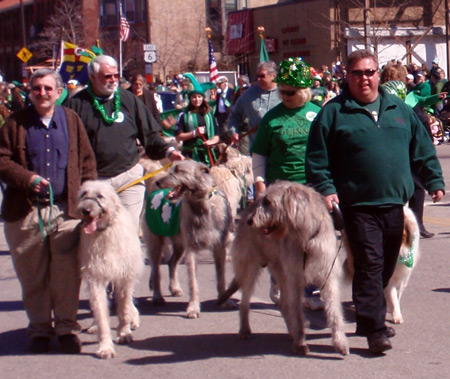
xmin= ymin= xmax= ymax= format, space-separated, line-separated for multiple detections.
xmin=67 ymin=55 xmax=183 ymax=229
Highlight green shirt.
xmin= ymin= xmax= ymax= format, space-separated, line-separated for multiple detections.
xmin=251 ymin=102 xmax=320 ymax=184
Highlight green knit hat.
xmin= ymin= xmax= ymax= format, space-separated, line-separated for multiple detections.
xmin=273 ymin=57 xmax=313 ymax=88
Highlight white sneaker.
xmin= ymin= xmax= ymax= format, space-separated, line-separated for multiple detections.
xmin=304 ymin=296 xmax=324 ymax=311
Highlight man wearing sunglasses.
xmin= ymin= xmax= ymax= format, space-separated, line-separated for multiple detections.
xmin=67 ymin=55 xmax=183 ymax=230
xmin=306 ymin=49 xmax=445 ymax=355
xmin=0 ymin=69 xmax=97 ymax=354
xmin=227 ymin=61 xmax=281 ymax=155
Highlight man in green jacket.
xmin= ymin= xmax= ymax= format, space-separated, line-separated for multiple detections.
xmin=306 ymin=49 xmax=445 ymax=355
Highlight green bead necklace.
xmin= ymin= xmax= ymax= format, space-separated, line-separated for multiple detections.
xmin=87 ymin=84 xmax=121 ymax=124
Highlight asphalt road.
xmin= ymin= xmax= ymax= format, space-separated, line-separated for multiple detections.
xmin=1 ymin=144 xmax=450 ymax=378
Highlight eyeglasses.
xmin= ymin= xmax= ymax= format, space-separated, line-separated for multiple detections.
xmin=31 ymin=85 xmax=56 ymax=93
xmin=102 ymin=73 xmax=120 ymax=80
xmin=256 ymin=74 xmax=266 ymax=79
xmin=350 ymin=69 xmax=378 ymax=78
xmin=279 ymin=89 xmax=297 ymax=97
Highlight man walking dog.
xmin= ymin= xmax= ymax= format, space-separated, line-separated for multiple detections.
xmin=306 ymin=49 xmax=445 ymax=354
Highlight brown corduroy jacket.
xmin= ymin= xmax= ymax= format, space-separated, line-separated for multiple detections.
xmin=0 ymin=106 xmax=97 ymax=222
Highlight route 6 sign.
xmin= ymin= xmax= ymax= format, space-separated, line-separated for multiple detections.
xmin=144 ymin=51 xmax=157 ymax=63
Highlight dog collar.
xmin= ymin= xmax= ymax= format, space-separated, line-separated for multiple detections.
xmin=398 ymin=234 xmax=416 ymax=268
xmin=208 ymin=187 xmax=218 ymax=199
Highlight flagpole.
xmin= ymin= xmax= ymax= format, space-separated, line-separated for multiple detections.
xmin=119 ymin=2 xmax=123 ymax=78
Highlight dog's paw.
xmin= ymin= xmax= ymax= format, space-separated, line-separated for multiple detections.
xmin=333 ymin=337 xmax=350 ymax=356
xmin=117 ymin=333 xmax=133 ymax=345
xmin=219 ymin=298 xmax=239 ymax=310
xmin=186 ymin=302 xmax=200 ymax=319
xmin=86 ymin=325 xmax=98 ymax=335
xmin=96 ymin=342 xmax=116 ymax=359
xmin=293 ymin=343 xmax=309 ymax=356
xmin=392 ymin=314 xmax=404 ymax=324
xmin=152 ymin=297 xmax=166 ymax=306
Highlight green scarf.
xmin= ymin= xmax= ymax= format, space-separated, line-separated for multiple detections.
xmin=182 ymin=111 xmax=216 ymax=167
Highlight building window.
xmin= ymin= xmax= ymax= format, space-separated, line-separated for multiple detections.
xmin=100 ymin=0 xmax=118 ymax=27
xmin=225 ymin=0 xmax=238 ymax=11
xmin=124 ymin=0 xmax=136 ymax=23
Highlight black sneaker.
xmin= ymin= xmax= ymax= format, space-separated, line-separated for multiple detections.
xmin=367 ymin=332 xmax=392 ymax=354
xmin=58 ymin=334 xmax=82 ymax=354
xmin=30 ymin=337 xmax=51 ymax=354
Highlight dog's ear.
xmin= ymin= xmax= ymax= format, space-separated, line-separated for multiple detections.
xmin=282 ymin=185 xmax=307 ymax=225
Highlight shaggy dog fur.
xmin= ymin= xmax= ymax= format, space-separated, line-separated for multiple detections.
xmin=219 ymin=181 xmax=349 ymax=356
xmin=77 ymin=181 xmax=144 ymax=359
xmin=344 ymin=206 xmax=421 ymax=325
xmin=144 ymin=160 xmax=235 ymax=319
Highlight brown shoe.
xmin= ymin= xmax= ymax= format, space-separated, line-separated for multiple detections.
xmin=58 ymin=334 xmax=82 ymax=354
xmin=30 ymin=337 xmax=51 ymax=354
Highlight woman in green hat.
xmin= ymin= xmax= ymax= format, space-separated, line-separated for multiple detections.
xmin=250 ymin=57 xmax=324 ymax=309
xmin=175 ymin=73 xmax=219 ymax=167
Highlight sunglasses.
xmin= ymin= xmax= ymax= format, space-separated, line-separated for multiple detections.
xmin=350 ymin=69 xmax=378 ymax=78
xmin=279 ymin=89 xmax=297 ymax=97
xmin=31 ymin=85 xmax=56 ymax=93
xmin=256 ymin=74 xmax=266 ymax=79
xmin=102 ymin=73 xmax=120 ymax=80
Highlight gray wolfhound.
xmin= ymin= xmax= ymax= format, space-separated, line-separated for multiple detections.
xmin=219 ymin=181 xmax=349 ymax=355
xmin=144 ymin=159 xmax=235 ymax=319
xmin=77 ymin=181 xmax=144 ymax=359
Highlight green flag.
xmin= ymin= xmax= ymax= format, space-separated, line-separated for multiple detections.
xmin=260 ymin=36 xmax=269 ymax=62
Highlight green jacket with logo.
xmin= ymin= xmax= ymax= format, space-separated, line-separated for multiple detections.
xmin=306 ymin=85 xmax=444 ymax=207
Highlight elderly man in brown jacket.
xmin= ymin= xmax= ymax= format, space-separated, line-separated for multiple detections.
xmin=0 ymin=69 xmax=97 ymax=354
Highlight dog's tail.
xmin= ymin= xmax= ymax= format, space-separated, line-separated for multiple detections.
xmin=217 ymin=277 xmax=240 ymax=305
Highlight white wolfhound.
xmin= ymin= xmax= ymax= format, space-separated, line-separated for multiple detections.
xmin=77 ymin=181 xmax=144 ymax=359
xmin=219 ymin=181 xmax=349 ymax=356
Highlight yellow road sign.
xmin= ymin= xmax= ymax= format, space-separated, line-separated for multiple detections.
xmin=17 ymin=47 xmax=33 ymax=63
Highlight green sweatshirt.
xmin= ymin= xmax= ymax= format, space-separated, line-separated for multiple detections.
xmin=251 ymin=102 xmax=320 ymax=184
xmin=306 ymin=86 xmax=444 ymax=207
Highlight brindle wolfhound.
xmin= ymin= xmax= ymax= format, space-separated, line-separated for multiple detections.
xmin=144 ymin=160 xmax=235 ymax=319
xmin=219 ymin=181 xmax=349 ymax=355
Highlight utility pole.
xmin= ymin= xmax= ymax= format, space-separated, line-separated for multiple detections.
xmin=446 ymin=0 xmax=450 ymax=77
xmin=363 ymin=0 xmax=370 ymax=50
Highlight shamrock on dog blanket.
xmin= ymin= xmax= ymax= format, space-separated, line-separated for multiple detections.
xmin=145 ymin=189 xmax=181 ymax=236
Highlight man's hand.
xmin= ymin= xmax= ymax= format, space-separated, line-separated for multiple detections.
xmin=168 ymin=150 xmax=184 ymax=161
xmin=30 ymin=175 xmax=49 ymax=193
xmin=254 ymin=181 xmax=266 ymax=200
xmin=324 ymin=193 xmax=339 ymax=211
xmin=430 ymin=189 xmax=445 ymax=203
xmin=231 ymin=132 xmax=239 ymax=146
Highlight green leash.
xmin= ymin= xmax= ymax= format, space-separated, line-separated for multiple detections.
xmin=32 ymin=177 xmax=54 ymax=240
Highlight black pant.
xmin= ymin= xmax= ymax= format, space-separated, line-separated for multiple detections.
xmin=342 ymin=205 xmax=404 ymax=336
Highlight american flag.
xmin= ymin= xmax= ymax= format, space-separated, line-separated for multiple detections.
xmin=120 ymin=16 xmax=130 ymax=42
xmin=208 ymin=39 xmax=219 ymax=83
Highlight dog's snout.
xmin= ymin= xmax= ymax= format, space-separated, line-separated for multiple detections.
xmin=247 ymin=217 xmax=253 ymax=226
xmin=155 ymin=180 xmax=161 ymax=188
xmin=82 ymin=208 xmax=91 ymax=216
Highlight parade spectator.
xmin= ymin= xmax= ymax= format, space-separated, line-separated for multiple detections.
xmin=413 ymin=71 xmax=431 ymax=97
xmin=430 ymin=68 xmax=448 ymax=115
xmin=214 ymin=75 xmax=234 ymax=131
xmin=233 ymin=74 xmax=250 ymax=105
xmin=67 ymin=55 xmax=183 ymax=230
xmin=406 ymin=74 xmax=415 ymax=92
xmin=129 ymin=73 xmax=162 ymax=125
xmin=175 ymin=73 xmax=219 ymax=167
xmin=327 ymin=78 xmax=341 ymax=99
xmin=306 ymin=49 xmax=445 ymax=354
xmin=0 ymin=68 xmax=97 ymax=354
xmin=310 ymin=75 xmax=329 ymax=107
xmin=227 ymin=61 xmax=281 ymax=155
